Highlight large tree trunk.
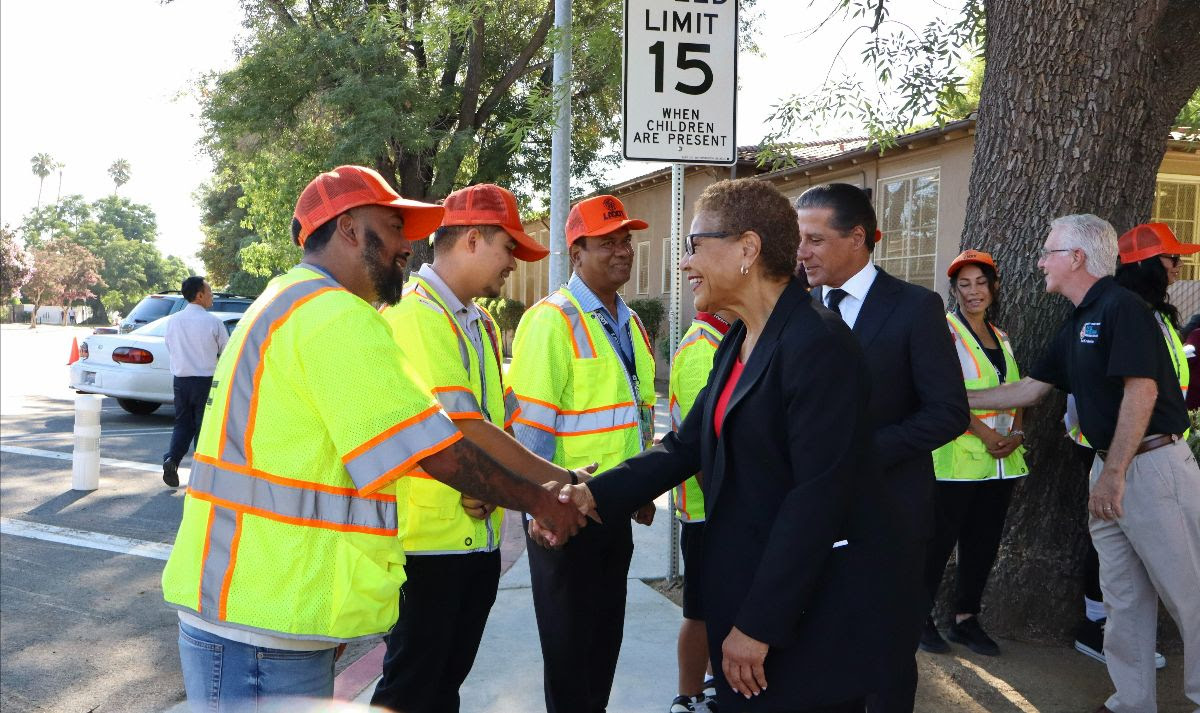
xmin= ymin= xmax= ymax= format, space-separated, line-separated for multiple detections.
xmin=958 ymin=0 xmax=1200 ymax=642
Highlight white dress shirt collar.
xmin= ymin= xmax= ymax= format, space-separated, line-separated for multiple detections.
xmin=824 ymin=260 xmax=878 ymax=329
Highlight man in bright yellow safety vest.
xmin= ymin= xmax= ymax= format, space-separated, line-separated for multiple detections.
xmin=668 ymin=311 xmax=731 ymax=713
xmin=372 ymin=184 xmax=578 ymax=712
xmin=161 ymin=166 xmax=586 ymax=711
xmin=508 ymin=194 xmax=658 ymax=713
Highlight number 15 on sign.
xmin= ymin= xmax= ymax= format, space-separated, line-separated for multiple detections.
xmin=623 ymin=0 xmax=738 ymax=165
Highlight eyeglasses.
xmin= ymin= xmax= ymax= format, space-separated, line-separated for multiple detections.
xmin=684 ymin=231 xmax=737 ymax=256
xmin=1036 ymin=248 xmax=1074 ymax=259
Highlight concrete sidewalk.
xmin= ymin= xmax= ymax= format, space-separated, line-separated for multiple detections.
xmin=347 ymin=496 xmax=682 ymax=711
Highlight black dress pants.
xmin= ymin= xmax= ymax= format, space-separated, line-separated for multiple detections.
xmin=866 ymin=536 xmax=925 ymax=713
xmin=371 ymin=550 xmax=501 ymax=713
xmin=164 ymin=376 xmax=212 ymax=465
xmin=526 ymin=517 xmax=634 ymax=713
xmin=923 ymin=478 xmax=1018 ymax=615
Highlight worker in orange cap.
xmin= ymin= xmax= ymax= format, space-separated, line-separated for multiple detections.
xmin=373 ymin=184 xmax=594 ymax=713
xmin=506 ymin=194 xmax=659 ymax=713
xmin=162 ymin=166 xmax=586 ymax=710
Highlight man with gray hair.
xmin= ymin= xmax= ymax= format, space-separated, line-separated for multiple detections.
xmin=969 ymin=214 xmax=1198 ymax=712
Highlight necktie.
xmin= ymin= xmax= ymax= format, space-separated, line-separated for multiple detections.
xmin=826 ymin=288 xmax=849 ymax=316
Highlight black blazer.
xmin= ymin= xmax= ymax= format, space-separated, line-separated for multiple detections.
xmin=589 ymin=279 xmax=886 ymax=711
xmin=815 ymin=268 xmax=969 ymax=539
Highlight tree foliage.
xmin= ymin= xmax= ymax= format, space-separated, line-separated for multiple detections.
xmin=1178 ymin=87 xmax=1200 ymax=128
xmin=108 ymin=158 xmax=132 ymax=194
xmin=30 ymin=153 xmax=55 ymax=210
xmin=0 ymin=225 xmax=32 ymax=302
xmin=764 ymin=0 xmax=985 ymax=153
xmin=192 ymin=0 xmax=758 ymax=282
xmin=23 ymin=238 xmax=104 ymax=328
xmin=17 ymin=195 xmax=190 ymax=319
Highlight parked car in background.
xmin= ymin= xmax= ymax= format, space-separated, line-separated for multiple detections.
xmin=70 ymin=312 xmax=243 ymax=414
xmin=119 ymin=290 xmax=253 ymax=333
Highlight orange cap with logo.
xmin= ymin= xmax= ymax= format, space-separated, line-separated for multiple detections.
xmin=565 ymin=195 xmax=649 ymax=246
xmin=1118 ymin=223 xmax=1200 ymax=264
xmin=292 ymin=165 xmax=445 ymax=246
xmin=439 ymin=184 xmax=549 ymax=262
xmin=947 ymin=249 xmax=997 ymax=278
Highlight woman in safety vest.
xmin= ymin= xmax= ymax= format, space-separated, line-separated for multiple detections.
xmin=921 ymin=250 xmax=1028 ymax=657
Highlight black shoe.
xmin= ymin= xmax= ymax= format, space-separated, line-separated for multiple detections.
xmin=1073 ymin=618 xmax=1167 ymax=669
xmin=947 ymin=616 xmax=1000 ymax=656
xmin=919 ymin=616 xmax=951 ymax=654
xmin=670 ymin=695 xmax=698 ymax=713
xmin=163 ymin=459 xmax=179 ymax=488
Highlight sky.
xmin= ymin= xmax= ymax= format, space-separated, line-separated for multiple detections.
xmin=0 ymin=0 xmax=947 ymax=270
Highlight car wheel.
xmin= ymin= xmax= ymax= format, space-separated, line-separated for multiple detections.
xmin=117 ymin=399 xmax=161 ymax=415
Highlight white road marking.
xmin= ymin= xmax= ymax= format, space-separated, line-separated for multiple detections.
xmin=1 ymin=427 xmax=173 ymax=441
xmin=0 ymin=517 xmax=172 ymax=560
xmin=0 ymin=444 xmax=190 ymax=481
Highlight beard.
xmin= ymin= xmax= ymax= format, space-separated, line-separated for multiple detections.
xmin=364 ymin=228 xmax=408 ymax=305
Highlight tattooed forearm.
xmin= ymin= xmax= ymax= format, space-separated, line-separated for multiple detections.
xmin=420 ymin=439 xmax=548 ymax=513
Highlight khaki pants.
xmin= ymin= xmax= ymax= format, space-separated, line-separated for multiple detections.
xmin=1090 ymin=440 xmax=1200 ymax=712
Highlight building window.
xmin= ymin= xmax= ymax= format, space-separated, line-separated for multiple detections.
xmin=875 ymin=169 xmax=940 ymax=289
xmin=1153 ymin=175 xmax=1200 ymax=280
xmin=636 ymin=241 xmax=651 ymax=294
xmin=662 ymin=238 xmax=674 ymax=293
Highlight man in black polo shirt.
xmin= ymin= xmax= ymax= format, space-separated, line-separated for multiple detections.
xmin=969 ymin=214 xmax=1198 ymax=713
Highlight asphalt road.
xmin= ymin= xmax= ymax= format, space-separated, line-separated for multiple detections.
xmin=0 ymin=325 xmax=387 ymax=712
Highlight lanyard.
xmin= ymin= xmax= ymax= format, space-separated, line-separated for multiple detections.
xmin=956 ymin=309 xmax=1006 ymax=382
xmin=593 ymin=308 xmax=637 ymax=382
xmin=592 ymin=307 xmax=653 ymax=444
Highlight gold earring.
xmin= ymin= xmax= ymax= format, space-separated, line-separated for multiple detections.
xmin=740 ymin=263 xmax=749 ymax=276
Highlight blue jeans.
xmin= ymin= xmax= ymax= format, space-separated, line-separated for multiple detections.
xmin=177 ymin=621 xmax=336 ymax=712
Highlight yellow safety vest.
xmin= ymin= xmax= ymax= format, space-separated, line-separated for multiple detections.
xmin=932 ymin=312 xmax=1029 ymax=481
xmin=1067 ymin=309 xmax=1189 ymax=447
xmin=379 ymin=275 xmax=515 ymax=554
xmin=507 ymin=286 xmax=656 ymax=473
xmin=161 ymin=265 xmax=462 ymax=643
xmin=669 ymin=319 xmax=723 ymax=522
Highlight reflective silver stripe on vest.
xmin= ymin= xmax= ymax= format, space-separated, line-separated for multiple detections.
xmin=190 ymin=459 xmax=397 ymax=532
xmin=676 ymin=326 xmax=715 ymax=352
xmin=435 ymin=389 xmax=482 ymax=416
xmin=515 ymin=397 xmax=557 ymax=431
xmin=557 ymin=403 xmax=639 ymax=436
xmin=545 ymin=293 xmax=596 ymax=359
xmin=221 ymin=274 xmax=342 ymax=465
xmin=669 ymin=399 xmax=683 ymax=431
xmin=504 ymin=389 xmax=520 ymax=424
xmin=412 ymin=282 xmax=471 ymax=371
xmin=342 ymin=409 xmax=460 ymax=492
xmin=198 ymin=506 xmax=239 ymax=616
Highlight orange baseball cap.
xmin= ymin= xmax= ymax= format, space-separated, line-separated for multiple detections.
xmin=292 ymin=165 xmax=445 ymax=246
xmin=440 ymin=184 xmax=549 ymax=262
xmin=1118 ymin=222 xmax=1200 ymax=264
xmin=947 ymin=249 xmax=997 ymax=277
xmin=565 ymin=195 xmax=648 ymax=246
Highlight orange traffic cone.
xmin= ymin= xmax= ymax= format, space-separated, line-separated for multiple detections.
xmin=67 ymin=337 xmax=80 ymax=365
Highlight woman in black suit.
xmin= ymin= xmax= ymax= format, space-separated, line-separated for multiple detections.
xmin=556 ymin=179 xmax=885 ymax=713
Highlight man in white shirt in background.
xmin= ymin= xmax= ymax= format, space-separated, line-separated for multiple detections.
xmin=162 ymin=276 xmax=228 ymax=487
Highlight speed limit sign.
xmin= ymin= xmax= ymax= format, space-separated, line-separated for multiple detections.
xmin=622 ymin=0 xmax=738 ymax=164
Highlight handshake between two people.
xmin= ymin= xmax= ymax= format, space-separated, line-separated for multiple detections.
xmin=524 ymin=469 xmax=657 ymax=550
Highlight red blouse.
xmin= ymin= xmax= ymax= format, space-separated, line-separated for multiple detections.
xmin=713 ymin=357 xmax=744 ymax=437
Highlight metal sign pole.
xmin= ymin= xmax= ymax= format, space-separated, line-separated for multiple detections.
xmin=666 ymin=162 xmax=684 ymax=583
xmin=547 ymin=0 xmax=572 ymax=290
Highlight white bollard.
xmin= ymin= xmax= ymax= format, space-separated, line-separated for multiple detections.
xmin=71 ymin=394 xmax=103 ymax=490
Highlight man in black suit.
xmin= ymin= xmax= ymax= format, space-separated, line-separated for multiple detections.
xmin=796 ymin=184 xmax=969 ymax=713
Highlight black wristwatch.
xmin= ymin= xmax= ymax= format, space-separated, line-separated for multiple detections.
xmin=568 ymin=468 xmax=579 ymax=485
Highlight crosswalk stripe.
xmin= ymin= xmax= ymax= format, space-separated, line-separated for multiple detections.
xmin=0 ymin=517 xmax=172 ymax=560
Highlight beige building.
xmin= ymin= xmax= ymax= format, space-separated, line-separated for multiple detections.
xmin=504 ymin=118 xmax=1200 ymax=358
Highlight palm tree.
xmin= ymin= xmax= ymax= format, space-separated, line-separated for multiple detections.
xmin=108 ymin=159 xmax=131 ymax=194
xmin=30 ymin=153 xmax=55 ymax=209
